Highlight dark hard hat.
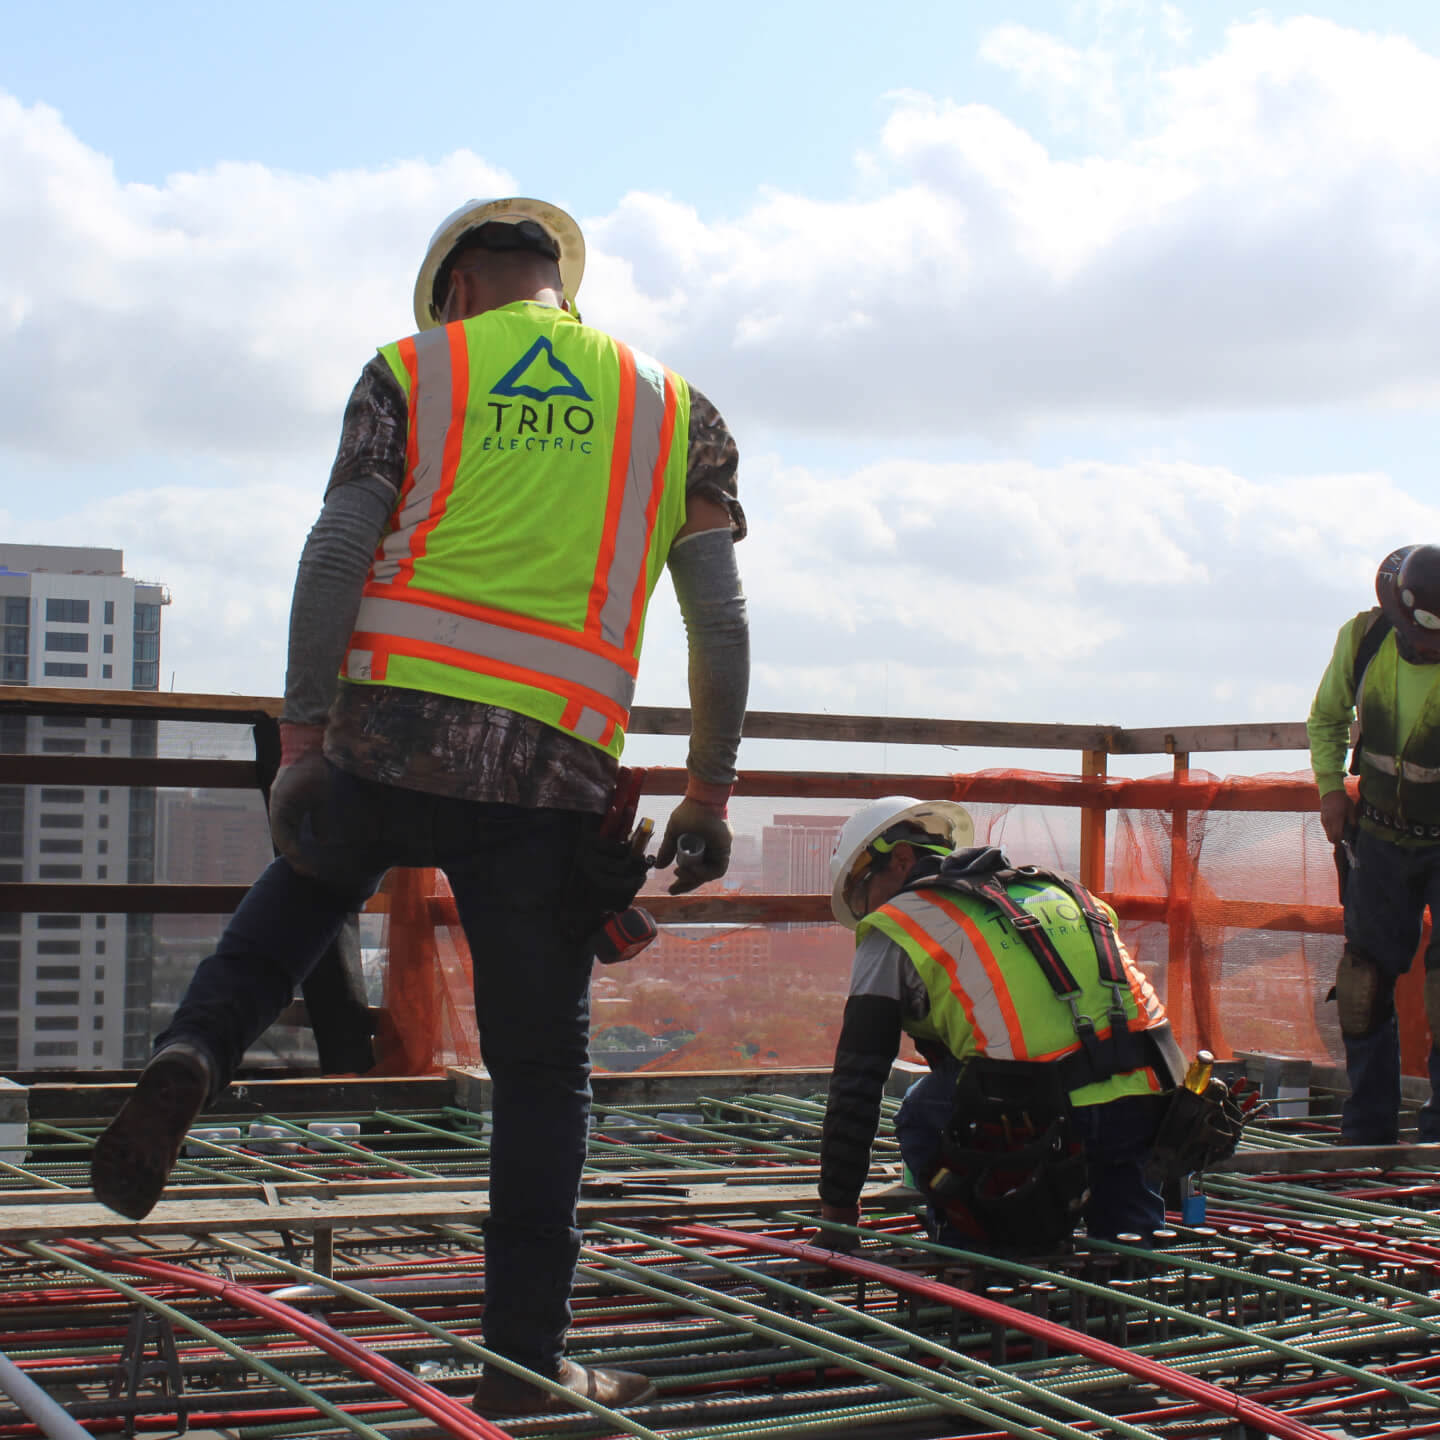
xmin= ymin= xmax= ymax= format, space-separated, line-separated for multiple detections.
xmin=1379 ymin=544 xmax=1440 ymax=659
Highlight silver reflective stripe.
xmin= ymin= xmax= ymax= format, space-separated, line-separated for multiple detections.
xmin=571 ymin=707 xmax=611 ymax=743
xmin=887 ymin=893 xmax=1017 ymax=1060
xmin=346 ymin=649 xmax=374 ymax=681
xmin=1403 ymin=760 xmax=1440 ymax=782
xmin=593 ymin=348 xmax=671 ymax=650
xmin=353 ymin=594 xmax=635 ymax=711
xmin=372 ymin=330 xmax=454 ymax=586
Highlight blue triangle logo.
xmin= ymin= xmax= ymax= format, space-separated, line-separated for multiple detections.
xmin=492 ymin=337 xmax=593 ymax=401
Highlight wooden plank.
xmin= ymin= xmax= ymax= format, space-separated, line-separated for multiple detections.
xmin=0 ymin=757 xmax=256 ymax=787
xmin=1213 ymin=1143 xmax=1440 ymax=1175
xmin=0 ymin=1179 xmax=864 ymax=1242
xmin=0 ymin=685 xmax=279 ymax=723
xmin=1111 ymin=722 xmax=1310 ymax=755
xmin=451 ymin=1066 xmax=833 ymax=1112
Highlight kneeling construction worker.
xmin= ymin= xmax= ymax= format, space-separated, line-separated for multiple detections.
xmin=1309 ymin=544 xmax=1440 ymax=1145
xmin=819 ymin=797 xmax=1189 ymax=1252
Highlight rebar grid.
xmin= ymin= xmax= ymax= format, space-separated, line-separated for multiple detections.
xmin=0 ymin=1092 xmax=1432 ymax=1438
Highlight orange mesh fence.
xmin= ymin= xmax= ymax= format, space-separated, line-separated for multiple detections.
xmin=372 ymin=767 xmax=1429 ymax=1079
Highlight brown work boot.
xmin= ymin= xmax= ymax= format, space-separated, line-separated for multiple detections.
xmin=471 ymin=1357 xmax=656 ymax=1417
xmin=90 ymin=1044 xmax=213 ymax=1220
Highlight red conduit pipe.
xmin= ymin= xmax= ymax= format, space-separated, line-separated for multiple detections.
xmin=59 ymin=1240 xmax=511 ymax=1440
xmin=673 ymin=1224 xmax=1334 ymax=1440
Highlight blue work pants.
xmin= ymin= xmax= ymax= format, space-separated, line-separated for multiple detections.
xmin=157 ymin=763 xmax=598 ymax=1374
xmin=895 ymin=1058 xmax=1168 ymax=1247
xmin=1340 ymin=827 xmax=1440 ymax=1144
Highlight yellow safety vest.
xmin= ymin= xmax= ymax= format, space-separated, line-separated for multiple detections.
xmin=860 ymin=879 xmax=1170 ymax=1107
xmin=343 ymin=302 xmax=691 ymax=756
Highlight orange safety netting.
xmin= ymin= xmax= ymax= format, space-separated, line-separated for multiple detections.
xmin=371 ymin=768 xmax=1431 ymax=1080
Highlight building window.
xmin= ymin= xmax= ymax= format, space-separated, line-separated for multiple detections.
xmin=39 ymin=789 xmax=83 ymax=803
xmin=95 ymin=942 xmax=105 ymax=955
xmin=41 ymin=736 xmax=86 ymax=751
xmin=37 ymin=864 xmax=83 ymax=879
xmin=34 ymin=1016 xmax=78 ymax=1031
xmin=0 ymin=866 xmax=19 ymax=882
xmin=1 ymin=657 xmax=25 ymax=684
xmin=35 ymin=1042 xmax=78 ymax=1058
xmin=42 ymin=663 xmax=87 ymax=679
xmin=45 ymin=599 xmax=89 ymax=623
xmin=132 ymin=661 xmax=158 ymax=689
xmin=97 ymin=815 xmax=108 ymax=829
xmin=101 ymin=664 xmax=113 ymax=678
xmin=36 ymin=915 xmax=82 ymax=930
xmin=97 ymin=840 xmax=107 ymax=854
xmin=44 ymin=632 xmax=88 ymax=653
xmin=92 ymin=991 xmax=104 ymax=1004
xmin=2 ymin=628 xmax=26 ymax=656
xmin=96 ymin=865 xmax=107 ymax=878
xmin=36 ymin=941 xmax=81 ymax=956
xmin=94 ymin=964 xmax=105 ymax=976
xmin=36 ymin=965 xmax=80 ymax=980
xmin=38 ymin=839 xmax=83 ymax=854
xmin=95 ymin=915 xmax=105 ymax=927
xmin=41 ymin=716 xmax=85 ymax=728
xmin=35 ymin=991 xmax=79 ymax=1006
xmin=2 ymin=599 xmax=26 ymax=625
xmin=132 ymin=633 xmax=159 ymax=662
xmin=103 ymin=601 xmax=115 ymax=625
xmin=133 ymin=604 xmax=160 ymax=632
xmin=40 ymin=814 xmax=84 ymax=829
xmin=102 ymin=634 xmax=113 ymax=654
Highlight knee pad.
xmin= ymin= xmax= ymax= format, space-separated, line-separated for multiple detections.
xmin=1336 ymin=948 xmax=1394 ymax=1037
xmin=1426 ymin=969 xmax=1440 ymax=1049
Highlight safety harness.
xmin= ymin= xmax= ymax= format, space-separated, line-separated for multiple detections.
xmin=922 ymin=852 xmax=1187 ymax=1094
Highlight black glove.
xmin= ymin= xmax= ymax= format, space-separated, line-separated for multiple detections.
xmin=655 ymin=798 xmax=731 ymax=895
xmin=269 ymin=750 xmax=331 ymax=877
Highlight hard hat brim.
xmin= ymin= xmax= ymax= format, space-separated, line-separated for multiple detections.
xmin=829 ymin=799 xmax=974 ymax=930
xmin=413 ymin=197 xmax=586 ymax=331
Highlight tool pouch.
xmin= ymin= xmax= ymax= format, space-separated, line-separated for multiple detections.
xmin=565 ymin=830 xmax=650 ymax=940
xmin=1145 ymin=1082 xmax=1245 ymax=1181
xmin=927 ymin=1058 xmax=1089 ymax=1252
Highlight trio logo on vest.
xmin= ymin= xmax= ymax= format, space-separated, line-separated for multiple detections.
xmin=484 ymin=337 xmax=596 ymax=454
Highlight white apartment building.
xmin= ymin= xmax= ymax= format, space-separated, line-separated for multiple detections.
xmin=0 ymin=545 xmax=168 ymax=1071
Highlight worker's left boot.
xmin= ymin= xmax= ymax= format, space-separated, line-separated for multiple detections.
xmin=471 ymin=1358 xmax=655 ymax=1417
xmin=90 ymin=1043 xmax=214 ymax=1220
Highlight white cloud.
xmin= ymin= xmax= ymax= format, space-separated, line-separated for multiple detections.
xmin=7 ymin=15 xmax=1440 ymax=468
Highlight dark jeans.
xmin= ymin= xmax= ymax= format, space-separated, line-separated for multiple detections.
xmin=895 ymin=1058 xmax=1167 ymax=1246
xmin=158 ymin=762 xmax=599 ymax=1373
xmin=1341 ymin=827 xmax=1440 ymax=1144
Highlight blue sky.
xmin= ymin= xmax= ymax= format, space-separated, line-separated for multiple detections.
xmin=4 ymin=0 xmax=1440 ymax=772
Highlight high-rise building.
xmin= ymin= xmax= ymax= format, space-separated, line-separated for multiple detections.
xmin=0 ymin=545 xmax=169 ymax=1070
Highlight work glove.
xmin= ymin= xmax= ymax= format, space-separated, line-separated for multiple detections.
xmin=655 ymin=785 xmax=732 ymax=895
xmin=268 ymin=723 xmax=330 ymax=878
xmin=1319 ymin=789 xmax=1355 ymax=845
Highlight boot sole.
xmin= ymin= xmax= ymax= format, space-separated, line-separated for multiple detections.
xmin=90 ymin=1056 xmax=209 ymax=1220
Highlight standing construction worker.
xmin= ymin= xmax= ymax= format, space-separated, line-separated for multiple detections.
xmin=91 ymin=197 xmax=749 ymax=1418
xmin=1310 ymin=544 xmax=1440 ymax=1146
xmin=818 ymin=798 xmax=1187 ymax=1252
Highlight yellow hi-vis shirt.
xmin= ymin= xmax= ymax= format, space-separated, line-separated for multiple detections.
xmin=343 ymin=302 xmax=691 ymax=756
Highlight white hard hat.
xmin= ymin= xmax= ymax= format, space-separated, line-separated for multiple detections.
xmin=413 ymin=196 xmax=586 ymax=330
xmin=829 ymin=796 xmax=974 ymax=930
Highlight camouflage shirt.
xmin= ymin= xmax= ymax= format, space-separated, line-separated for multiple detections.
xmin=322 ymin=355 xmax=744 ymax=813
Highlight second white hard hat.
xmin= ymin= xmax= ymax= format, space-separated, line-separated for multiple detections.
xmin=828 ymin=796 xmax=974 ymax=930
xmin=413 ymin=197 xmax=586 ymax=330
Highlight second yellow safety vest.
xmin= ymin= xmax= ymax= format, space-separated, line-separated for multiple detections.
xmin=859 ymin=878 xmax=1169 ymax=1107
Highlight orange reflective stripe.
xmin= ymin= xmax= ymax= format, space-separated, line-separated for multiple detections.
xmin=350 ymin=631 xmax=629 ymax=729
xmin=623 ymin=368 xmax=677 ymax=652
xmin=880 ymin=903 xmax=988 ymax=1052
xmin=383 ymin=338 xmax=421 ymax=565
xmin=361 ymin=581 xmax=640 ymax=675
xmin=560 ymin=698 xmax=583 ymax=730
xmin=395 ymin=324 xmax=469 ymax=590
xmin=923 ymin=890 xmax=1030 ymax=1059
xmin=586 ymin=342 xmax=636 ymax=633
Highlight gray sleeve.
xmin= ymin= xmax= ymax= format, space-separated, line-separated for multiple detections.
xmin=667 ymin=527 xmax=749 ymax=786
xmin=281 ymin=474 xmax=398 ymax=725
xmin=850 ymin=930 xmax=931 ymax=1021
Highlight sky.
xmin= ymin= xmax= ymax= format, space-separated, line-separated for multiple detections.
xmin=5 ymin=0 xmax=1440 ymax=780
